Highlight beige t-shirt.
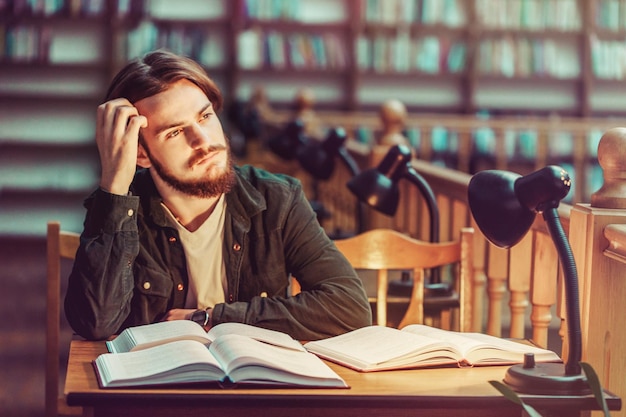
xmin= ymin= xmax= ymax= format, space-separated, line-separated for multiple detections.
xmin=162 ymin=196 xmax=228 ymax=310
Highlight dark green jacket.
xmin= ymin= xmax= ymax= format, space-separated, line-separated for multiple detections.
xmin=65 ymin=166 xmax=371 ymax=341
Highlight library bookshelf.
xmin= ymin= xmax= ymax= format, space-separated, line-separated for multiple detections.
xmin=2 ymin=0 xmax=626 ymax=237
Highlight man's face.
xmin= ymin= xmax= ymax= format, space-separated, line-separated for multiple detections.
xmin=135 ymin=79 xmax=235 ymax=198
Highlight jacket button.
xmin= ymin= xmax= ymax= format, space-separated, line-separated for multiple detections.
xmin=169 ymin=236 xmax=177 ymax=243
xmin=177 ymin=284 xmax=184 ymax=291
xmin=127 ymin=209 xmax=134 ymax=217
xmin=143 ymin=282 xmax=151 ymax=290
xmin=233 ymin=243 xmax=241 ymax=251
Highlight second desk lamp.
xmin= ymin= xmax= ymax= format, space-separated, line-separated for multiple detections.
xmin=347 ymin=144 xmax=448 ymax=295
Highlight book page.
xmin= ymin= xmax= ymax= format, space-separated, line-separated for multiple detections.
xmin=95 ymin=340 xmax=224 ymax=387
xmin=107 ymin=320 xmax=210 ymax=353
xmin=304 ymin=325 xmax=456 ymax=371
xmin=401 ymin=325 xmax=490 ymax=355
xmin=210 ymin=334 xmax=346 ymax=387
xmin=208 ymin=322 xmax=305 ymax=352
xmin=401 ymin=325 xmax=561 ymax=364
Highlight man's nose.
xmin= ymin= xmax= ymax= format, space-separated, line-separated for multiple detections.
xmin=187 ymin=123 xmax=211 ymax=148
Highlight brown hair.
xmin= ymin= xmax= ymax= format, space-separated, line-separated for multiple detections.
xmin=104 ymin=49 xmax=223 ymax=111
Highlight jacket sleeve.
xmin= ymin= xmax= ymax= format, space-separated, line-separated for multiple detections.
xmin=212 ymin=182 xmax=372 ymax=340
xmin=64 ymin=189 xmax=140 ymax=340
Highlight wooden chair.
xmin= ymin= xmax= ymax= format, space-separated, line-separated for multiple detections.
xmin=46 ymin=221 xmax=82 ymax=417
xmin=333 ymin=227 xmax=474 ymax=331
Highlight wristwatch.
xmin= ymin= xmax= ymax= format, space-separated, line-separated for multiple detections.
xmin=190 ymin=308 xmax=210 ymax=327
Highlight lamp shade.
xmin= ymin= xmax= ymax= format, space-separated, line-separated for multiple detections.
xmin=347 ymin=144 xmax=413 ymax=216
xmin=468 ymin=166 xmax=571 ymax=249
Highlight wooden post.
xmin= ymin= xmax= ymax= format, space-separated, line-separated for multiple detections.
xmin=569 ymin=127 xmax=626 ymax=417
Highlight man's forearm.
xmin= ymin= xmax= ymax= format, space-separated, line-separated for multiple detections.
xmin=64 ymin=189 xmax=140 ymax=340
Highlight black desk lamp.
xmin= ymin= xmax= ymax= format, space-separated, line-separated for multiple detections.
xmin=297 ymin=127 xmax=359 ymax=180
xmin=296 ymin=127 xmax=364 ymax=234
xmin=267 ymin=119 xmax=307 ymax=160
xmin=468 ymin=165 xmax=590 ymax=395
xmin=347 ymin=144 xmax=447 ymax=294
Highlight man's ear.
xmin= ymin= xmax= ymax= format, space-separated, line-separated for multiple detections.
xmin=136 ymin=138 xmax=152 ymax=169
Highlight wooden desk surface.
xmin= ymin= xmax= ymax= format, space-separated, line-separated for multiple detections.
xmin=65 ymin=340 xmax=621 ymax=417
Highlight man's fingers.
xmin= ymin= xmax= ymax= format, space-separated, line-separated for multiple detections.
xmin=111 ymin=104 xmax=140 ymax=145
xmin=97 ymin=99 xmax=134 ymax=133
xmin=127 ymin=114 xmax=148 ymax=136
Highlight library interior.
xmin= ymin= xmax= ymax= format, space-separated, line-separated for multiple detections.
xmin=2 ymin=0 xmax=626 ymax=416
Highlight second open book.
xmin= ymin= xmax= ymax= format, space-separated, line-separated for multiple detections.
xmin=303 ymin=324 xmax=562 ymax=372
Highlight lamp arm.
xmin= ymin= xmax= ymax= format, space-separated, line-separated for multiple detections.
xmin=337 ymin=148 xmax=360 ymax=177
xmin=406 ymin=166 xmax=440 ymax=244
xmin=542 ymin=207 xmax=582 ymax=376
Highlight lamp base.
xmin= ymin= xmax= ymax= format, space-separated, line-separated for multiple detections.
xmin=424 ymin=282 xmax=453 ymax=297
xmin=388 ymin=280 xmax=453 ymax=297
xmin=504 ymin=362 xmax=591 ymax=395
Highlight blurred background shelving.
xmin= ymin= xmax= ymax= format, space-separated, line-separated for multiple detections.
xmin=1 ymin=0 xmax=626 ymax=237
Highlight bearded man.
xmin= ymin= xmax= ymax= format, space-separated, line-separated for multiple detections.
xmin=65 ymin=50 xmax=371 ymax=341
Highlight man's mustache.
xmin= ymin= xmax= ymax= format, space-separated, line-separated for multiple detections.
xmin=188 ymin=145 xmax=227 ymax=167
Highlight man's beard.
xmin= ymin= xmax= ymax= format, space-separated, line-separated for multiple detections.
xmin=147 ymin=144 xmax=236 ymax=198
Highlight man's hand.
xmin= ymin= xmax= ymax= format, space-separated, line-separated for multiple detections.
xmin=96 ymin=98 xmax=148 ymax=195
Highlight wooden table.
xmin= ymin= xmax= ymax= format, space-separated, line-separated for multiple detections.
xmin=65 ymin=340 xmax=621 ymax=417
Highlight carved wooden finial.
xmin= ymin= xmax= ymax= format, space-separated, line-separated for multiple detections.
xmin=295 ymin=87 xmax=315 ymax=113
xmin=249 ymin=86 xmax=274 ymax=122
xmin=293 ymin=88 xmax=321 ymax=138
xmin=379 ymin=99 xmax=409 ymax=147
xmin=591 ymin=127 xmax=626 ymax=208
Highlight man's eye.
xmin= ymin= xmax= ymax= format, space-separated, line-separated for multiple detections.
xmin=167 ymin=129 xmax=182 ymax=139
xmin=201 ymin=112 xmax=211 ymax=121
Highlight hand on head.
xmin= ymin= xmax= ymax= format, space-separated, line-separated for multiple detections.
xmin=96 ymin=98 xmax=148 ymax=195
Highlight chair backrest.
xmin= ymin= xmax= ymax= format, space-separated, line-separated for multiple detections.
xmin=46 ymin=221 xmax=80 ymax=417
xmin=333 ymin=227 xmax=474 ymax=331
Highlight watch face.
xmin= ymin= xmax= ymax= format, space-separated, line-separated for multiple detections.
xmin=191 ymin=310 xmax=207 ymax=325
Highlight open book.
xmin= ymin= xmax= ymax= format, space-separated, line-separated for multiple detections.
xmin=304 ymin=324 xmax=562 ymax=372
xmin=94 ymin=321 xmax=347 ymax=388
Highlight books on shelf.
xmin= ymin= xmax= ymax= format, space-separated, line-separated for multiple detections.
xmin=361 ymin=0 xmax=466 ymax=26
xmin=304 ymin=324 xmax=562 ymax=372
xmin=477 ymin=36 xmax=580 ymax=79
xmin=475 ymin=0 xmax=581 ymax=31
xmin=94 ymin=321 xmax=347 ymax=389
xmin=356 ymin=32 xmax=467 ymax=74
xmin=237 ymin=28 xmax=346 ymax=71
